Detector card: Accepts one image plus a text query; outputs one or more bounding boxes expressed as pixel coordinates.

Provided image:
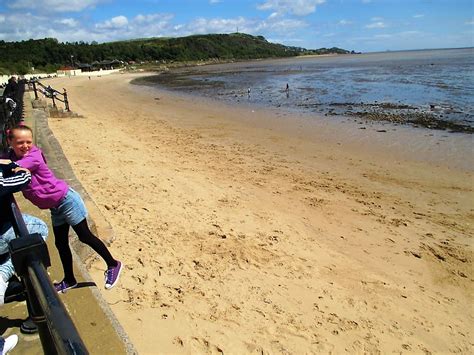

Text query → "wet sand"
[45,73,472,354]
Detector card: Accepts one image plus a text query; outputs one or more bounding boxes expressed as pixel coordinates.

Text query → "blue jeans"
[0,214,48,281]
[50,188,88,227]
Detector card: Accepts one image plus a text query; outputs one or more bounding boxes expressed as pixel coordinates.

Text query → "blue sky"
[0,0,472,52]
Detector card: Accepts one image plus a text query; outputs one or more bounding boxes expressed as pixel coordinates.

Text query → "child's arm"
[0,166,31,197]
[14,152,41,173]
[0,160,20,177]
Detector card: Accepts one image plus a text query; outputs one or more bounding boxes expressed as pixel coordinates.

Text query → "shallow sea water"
[137,48,474,131]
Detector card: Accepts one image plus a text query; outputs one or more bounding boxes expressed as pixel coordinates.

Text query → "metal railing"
[30,80,70,112]
[7,194,88,355]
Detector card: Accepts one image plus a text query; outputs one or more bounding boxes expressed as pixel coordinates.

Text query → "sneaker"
[2,334,18,354]
[104,261,122,290]
[20,318,37,334]
[54,280,78,293]
[4,276,26,304]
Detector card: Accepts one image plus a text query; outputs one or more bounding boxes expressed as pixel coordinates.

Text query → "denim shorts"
[50,188,88,227]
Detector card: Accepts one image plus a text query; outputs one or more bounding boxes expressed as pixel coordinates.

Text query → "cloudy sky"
[0,0,472,52]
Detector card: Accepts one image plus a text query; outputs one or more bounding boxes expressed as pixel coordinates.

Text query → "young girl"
[7,125,122,293]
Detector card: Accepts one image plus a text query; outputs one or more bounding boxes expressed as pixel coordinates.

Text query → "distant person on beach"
[285,83,290,98]
[247,87,251,98]
[6,125,122,293]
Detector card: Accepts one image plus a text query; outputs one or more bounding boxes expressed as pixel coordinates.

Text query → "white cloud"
[257,0,326,16]
[209,0,221,3]
[0,10,178,43]
[465,19,474,25]
[182,14,306,37]
[371,17,383,21]
[0,8,306,44]
[361,0,371,3]
[96,15,129,30]
[257,17,307,33]
[186,16,249,34]
[366,21,386,29]
[56,18,78,27]
[0,12,93,42]
[338,19,352,25]
[268,12,279,19]
[413,14,424,18]
[134,13,174,24]
[8,0,102,13]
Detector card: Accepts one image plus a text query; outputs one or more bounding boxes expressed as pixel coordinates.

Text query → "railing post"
[24,272,58,355]
[63,88,70,111]
[32,81,39,100]
[51,92,57,108]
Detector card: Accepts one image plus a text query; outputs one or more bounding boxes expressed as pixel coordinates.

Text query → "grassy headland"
[0,33,351,75]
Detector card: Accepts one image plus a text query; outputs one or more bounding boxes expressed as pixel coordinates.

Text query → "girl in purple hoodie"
[7,125,122,293]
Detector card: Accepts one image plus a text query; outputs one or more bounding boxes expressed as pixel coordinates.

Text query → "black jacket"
[0,162,31,227]
[2,79,18,99]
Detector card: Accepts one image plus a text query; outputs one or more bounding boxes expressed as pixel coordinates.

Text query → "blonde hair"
[8,124,33,140]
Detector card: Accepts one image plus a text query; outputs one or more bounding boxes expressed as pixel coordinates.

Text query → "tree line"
[0,33,350,75]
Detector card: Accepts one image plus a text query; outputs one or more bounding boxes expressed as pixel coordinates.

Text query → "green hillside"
[0,33,350,74]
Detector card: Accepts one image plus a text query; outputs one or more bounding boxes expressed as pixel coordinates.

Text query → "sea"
[135,47,474,133]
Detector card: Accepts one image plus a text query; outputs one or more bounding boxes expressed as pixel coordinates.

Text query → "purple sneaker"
[105,261,122,290]
[54,280,77,293]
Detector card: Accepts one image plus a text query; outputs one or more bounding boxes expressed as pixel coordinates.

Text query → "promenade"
[1,92,133,354]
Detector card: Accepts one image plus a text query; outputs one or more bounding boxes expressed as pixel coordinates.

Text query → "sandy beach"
[44,72,472,354]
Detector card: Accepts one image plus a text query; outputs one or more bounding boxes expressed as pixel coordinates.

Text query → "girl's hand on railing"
[0,159,12,165]
[12,167,30,174]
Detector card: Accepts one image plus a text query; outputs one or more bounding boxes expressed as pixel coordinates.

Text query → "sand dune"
[46,73,473,354]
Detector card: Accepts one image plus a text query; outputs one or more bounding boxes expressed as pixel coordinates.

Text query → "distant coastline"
[362,46,474,55]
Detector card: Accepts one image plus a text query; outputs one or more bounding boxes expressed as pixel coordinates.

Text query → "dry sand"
[44,73,472,354]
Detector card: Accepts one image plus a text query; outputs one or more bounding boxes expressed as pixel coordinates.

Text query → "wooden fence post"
[63,88,70,112]
[32,81,39,100]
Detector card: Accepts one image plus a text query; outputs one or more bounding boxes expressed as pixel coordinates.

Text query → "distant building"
[91,59,124,71]
[57,66,81,76]
[76,63,93,72]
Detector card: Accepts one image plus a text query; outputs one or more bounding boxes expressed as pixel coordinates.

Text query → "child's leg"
[53,223,76,284]
[72,219,117,268]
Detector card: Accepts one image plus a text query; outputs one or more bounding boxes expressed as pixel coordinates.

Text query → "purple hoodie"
[10,145,68,209]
